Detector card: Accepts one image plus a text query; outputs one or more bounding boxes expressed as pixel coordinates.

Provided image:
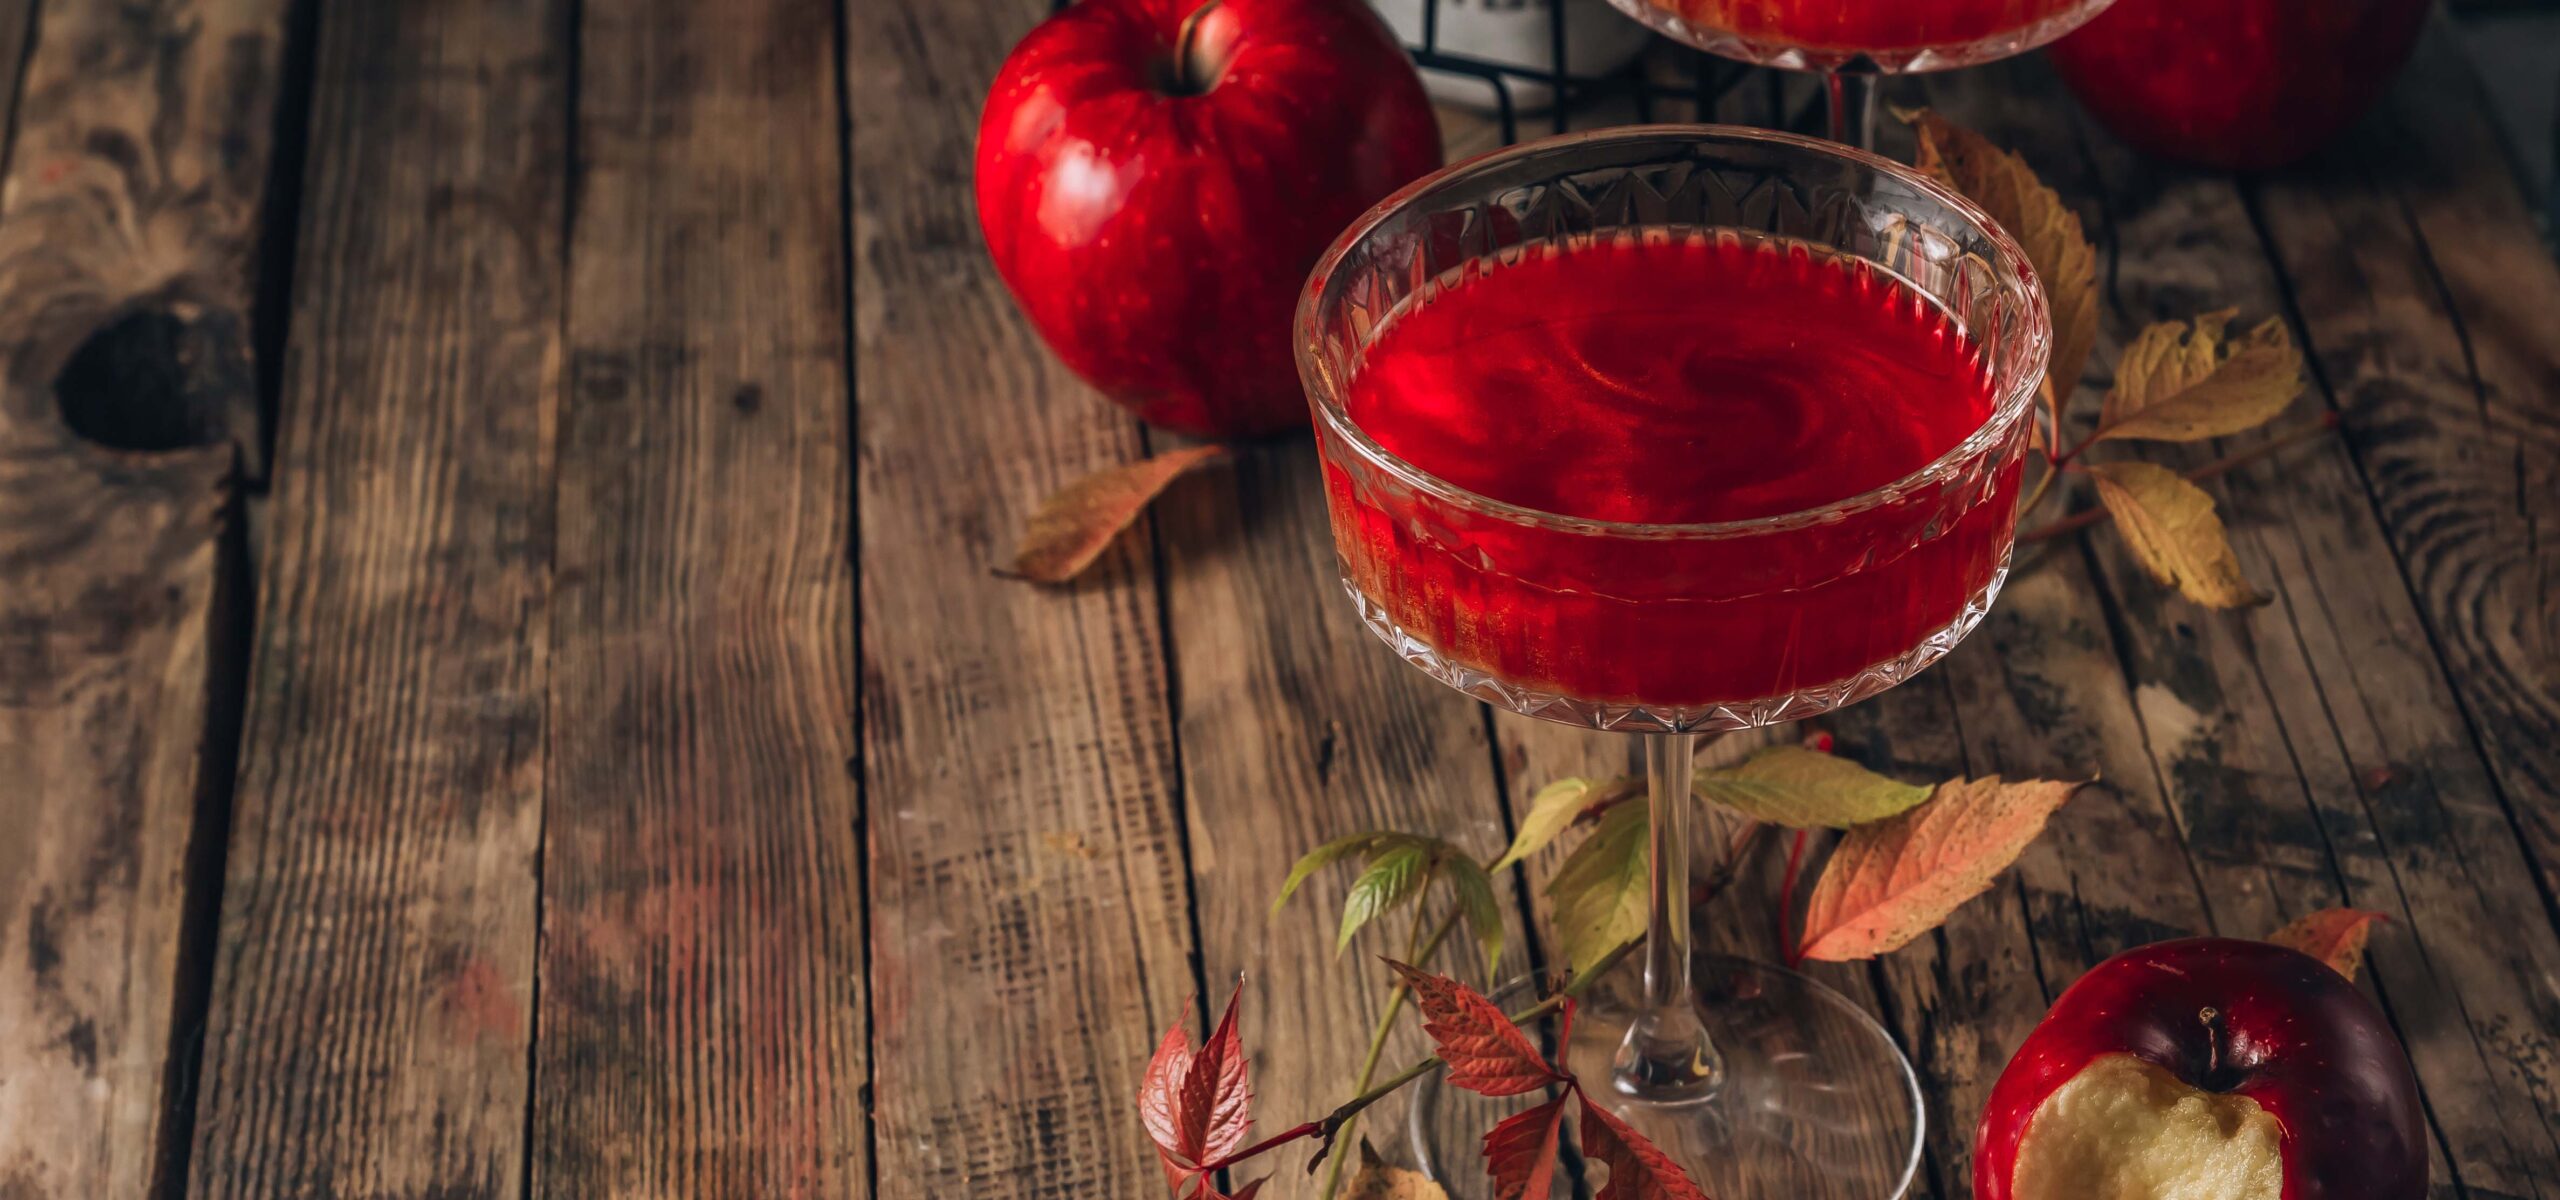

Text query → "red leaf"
[1483,1095,1570,1200]
[2268,907,2390,980]
[1182,985,1255,1165]
[1384,960,1563,1096]
[1580,1100,1714,1200]
[1218,1178,1268,1200]
[1139,985,1256,1188]
[1009,445,1228,582]
[1139,1009,1196,1157]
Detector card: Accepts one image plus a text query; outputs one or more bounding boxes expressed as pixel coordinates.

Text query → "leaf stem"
[1304,936,1645,1168]
[1778,829,1810,967]
[1319,903,1460,1199]
[2018,414,2339,545]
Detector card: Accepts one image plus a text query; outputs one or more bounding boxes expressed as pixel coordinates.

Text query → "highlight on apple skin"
[1976,937,2426,1200]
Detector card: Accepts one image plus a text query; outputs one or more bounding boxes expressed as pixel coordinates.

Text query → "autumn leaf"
[1272,831,1394,916]
[1139,985,1256,1194]
[1341,844,1434,954]
[1443,856,1508,975]
[2269,907,2390,981]
[1901,108,2099,405]
[1580,1098,1713,1200]
[1384,960,1563,1097]
[2087,460,2270,608]
[1693,745,1932,829]
[1495,776,1640,872]
[1797,777,2082,962]
[2098,311,2304,443]
[1547,800,1651,975]
[1484,1095,1571,1200]
[1009,444,1226,583]
[1344,1141,1451,1200]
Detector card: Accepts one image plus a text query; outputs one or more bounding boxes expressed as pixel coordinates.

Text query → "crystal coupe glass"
[1296,126,2047,1197]
[1604,0,2117,147]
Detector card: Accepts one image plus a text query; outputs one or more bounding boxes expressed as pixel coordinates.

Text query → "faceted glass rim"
[1294,123,2051,541]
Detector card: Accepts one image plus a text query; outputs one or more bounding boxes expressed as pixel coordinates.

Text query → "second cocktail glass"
[1298,126,2048,1196]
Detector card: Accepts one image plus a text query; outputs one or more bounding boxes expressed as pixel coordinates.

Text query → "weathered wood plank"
[2251,29,2560,931]
[849,0,1199,1196]
[0,1,291,1197]
[183,2,567,1196]
[1161,437,1523,1198]
[530,0,867,1195]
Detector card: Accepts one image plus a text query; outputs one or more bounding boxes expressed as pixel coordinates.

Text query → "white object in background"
[1371,0,1652,112]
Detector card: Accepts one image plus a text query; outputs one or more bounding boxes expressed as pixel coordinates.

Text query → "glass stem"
[1825,69,1880,150]
[1613,731,1723,1099]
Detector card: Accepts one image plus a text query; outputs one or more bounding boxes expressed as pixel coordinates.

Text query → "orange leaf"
[1344,1141,1451,1199]
[1580,1097,1713,1200]
[1384,960,1563,1097]
[1797,776,2082,962]
[2087,460,2269,608]
[1009,445,1226,582]
[2268,907,2389,981]
[1901,108,2099,405]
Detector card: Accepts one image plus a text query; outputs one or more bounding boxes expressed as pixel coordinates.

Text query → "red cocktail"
[1329,230,2019,714]
[1301,128,2047,1197]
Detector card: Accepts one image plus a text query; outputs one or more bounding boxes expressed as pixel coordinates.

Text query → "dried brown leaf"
[2087,460,2269,608]
[2099,312,2303,442]
[1902,108,2099,405]
[1343,1141,1451,1200]
[2268,907,2390,981]
[1010,445,1226,582]
[1798,776,2082,961]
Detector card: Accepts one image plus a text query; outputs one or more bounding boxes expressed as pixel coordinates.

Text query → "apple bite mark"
[2014,1052,2284,1200]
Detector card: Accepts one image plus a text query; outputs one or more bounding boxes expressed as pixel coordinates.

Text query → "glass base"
[1407,953,1923,1199]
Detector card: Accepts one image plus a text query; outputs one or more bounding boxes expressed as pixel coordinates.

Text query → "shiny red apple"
[2047,0,2431,171]
[1976,937,2425,1200]
[974,0,1441,437]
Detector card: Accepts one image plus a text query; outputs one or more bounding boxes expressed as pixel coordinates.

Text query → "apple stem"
[1173,0,1229,95]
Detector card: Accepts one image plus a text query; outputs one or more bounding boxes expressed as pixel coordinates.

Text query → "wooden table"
[1,0,2553,1197]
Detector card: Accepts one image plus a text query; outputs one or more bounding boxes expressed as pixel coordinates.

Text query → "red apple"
[974,0,1442,437]
[2047,0,2430,171]
[1976,937,2425,1200]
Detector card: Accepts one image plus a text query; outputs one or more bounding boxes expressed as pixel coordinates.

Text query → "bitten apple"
[974,0,1442,437]
[1976,937,2425,1200]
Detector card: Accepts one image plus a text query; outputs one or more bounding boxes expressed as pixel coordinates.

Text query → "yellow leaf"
[1545,801,1649,976]
[1901,108,2099,406]
[1694,745,1932,829]
[2099,312,2303,442]
[2086,460,2269,608]
[1494,776,1639,872]
[1344,1141,1451,1200]
[1008,445,1227,583]
[2267,907,2389,981]
[1798,776,2082,961]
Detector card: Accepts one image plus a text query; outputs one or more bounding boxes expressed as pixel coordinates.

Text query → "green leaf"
[1442,857,1506,975]
[1693,746,1933,829]
[1272,831,1388,917]
[1494,776,1639,872]
[1339,844,1433,955]
[1546,801,1650,976]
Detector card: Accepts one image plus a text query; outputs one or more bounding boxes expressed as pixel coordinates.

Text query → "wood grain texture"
[531,0,867,1196]
[183,2,567,1196]
[0,1,288,1197]
[2251,29,2560,941]
[849,0,1199,1196]
[1160,439,1522,1200]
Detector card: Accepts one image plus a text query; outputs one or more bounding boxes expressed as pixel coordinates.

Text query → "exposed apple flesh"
[1976,937,2425,1200]
[2014,1053,2283,1200]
